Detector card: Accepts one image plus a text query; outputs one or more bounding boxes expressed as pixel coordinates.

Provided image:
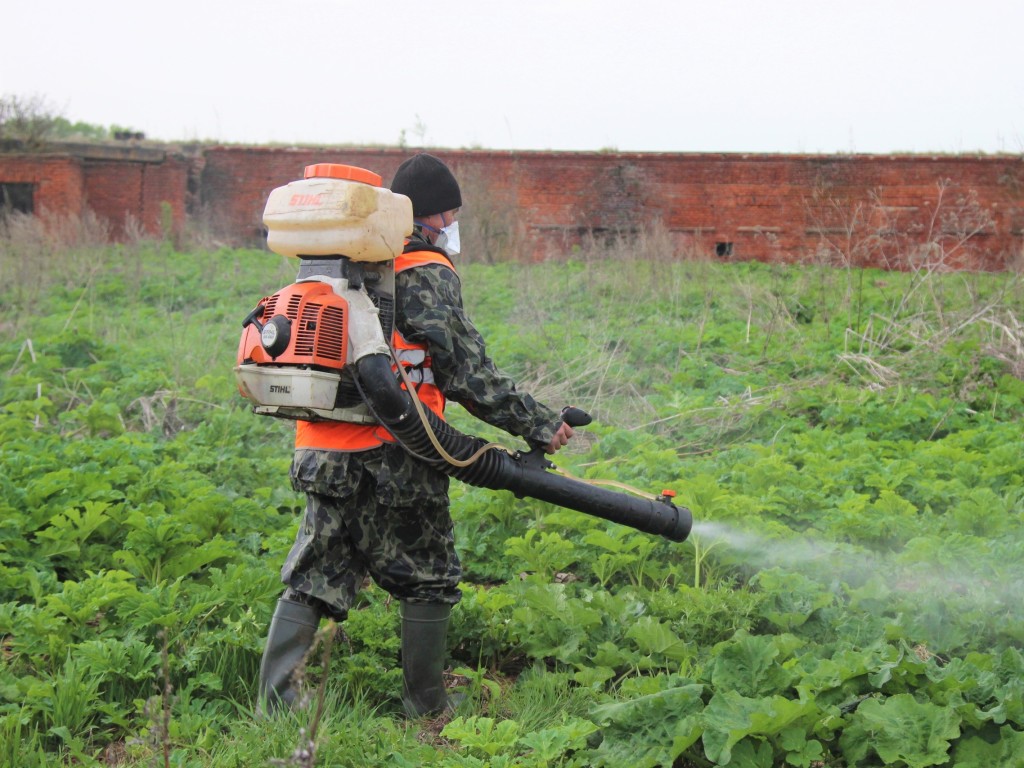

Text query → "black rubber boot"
[257,593,321,715]
[400,601,453,717]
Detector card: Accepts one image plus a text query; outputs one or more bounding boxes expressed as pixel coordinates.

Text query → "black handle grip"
[241,302,266,331]
[561,406,593,428]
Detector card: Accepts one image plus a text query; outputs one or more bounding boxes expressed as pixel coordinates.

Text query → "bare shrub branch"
[0,93,61,149]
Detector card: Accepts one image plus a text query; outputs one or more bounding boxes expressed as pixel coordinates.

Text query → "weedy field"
[1,213,1023,767]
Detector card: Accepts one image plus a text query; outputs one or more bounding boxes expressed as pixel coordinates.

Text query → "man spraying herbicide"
[239,153,690,718]
[256,154,575,717]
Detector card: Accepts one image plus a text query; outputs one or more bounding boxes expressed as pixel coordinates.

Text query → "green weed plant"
[1,220,1023,765]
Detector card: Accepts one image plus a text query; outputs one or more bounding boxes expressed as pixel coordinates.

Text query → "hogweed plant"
[3,232,1024,765]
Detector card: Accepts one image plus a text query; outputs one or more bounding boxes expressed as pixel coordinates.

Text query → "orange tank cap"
[661,489,677,498]
[303,163,382,187]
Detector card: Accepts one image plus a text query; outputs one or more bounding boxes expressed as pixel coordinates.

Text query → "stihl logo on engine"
[270,385,292,394]
[289,193,324,206]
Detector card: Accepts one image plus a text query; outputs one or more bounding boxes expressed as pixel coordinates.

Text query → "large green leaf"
[590,683,704,768]
[709,630,797,697]
[750,569,835,631]
[701,690,819,765]
[952,726,1024,767]
[839,693,961,767]
[441,716,521,758]
[625,615,692,664]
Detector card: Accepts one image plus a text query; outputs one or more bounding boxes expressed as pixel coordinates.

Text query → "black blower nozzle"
[356,355,692,542]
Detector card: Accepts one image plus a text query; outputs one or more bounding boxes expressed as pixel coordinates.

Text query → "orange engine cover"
[237,281,350,370]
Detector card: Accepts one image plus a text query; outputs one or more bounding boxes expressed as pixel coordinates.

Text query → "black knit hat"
[390,153,462,217]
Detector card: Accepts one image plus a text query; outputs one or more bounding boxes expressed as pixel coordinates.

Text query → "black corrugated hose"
[355,355,692,542]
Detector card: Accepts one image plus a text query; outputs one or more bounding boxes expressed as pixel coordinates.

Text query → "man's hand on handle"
[545,422,575,454]
[544,406,592,454]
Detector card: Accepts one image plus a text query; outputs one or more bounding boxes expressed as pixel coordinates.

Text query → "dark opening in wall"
[715,241,733,258]
[1,182,35,215]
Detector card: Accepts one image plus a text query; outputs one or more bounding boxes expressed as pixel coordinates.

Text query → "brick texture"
[0,155,85,216]
[83,156,189,238]
[199,148,1024,270]
[4,146,1023,270]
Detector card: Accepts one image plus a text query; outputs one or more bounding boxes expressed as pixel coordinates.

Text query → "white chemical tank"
[263,163,413,262]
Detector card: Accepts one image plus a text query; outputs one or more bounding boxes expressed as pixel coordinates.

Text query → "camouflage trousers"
[280,446,462,620]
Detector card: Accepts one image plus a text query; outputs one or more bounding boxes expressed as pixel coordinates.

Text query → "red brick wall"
[83,156,189,238]
[200,147,1024,270]
[6,146,1024,270]
[0,155,85,216]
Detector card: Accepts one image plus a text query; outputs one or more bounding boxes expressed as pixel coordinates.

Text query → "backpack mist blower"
[235,164,691,543]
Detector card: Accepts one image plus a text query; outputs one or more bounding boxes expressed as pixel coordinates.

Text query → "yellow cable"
[549,464,660,500]
[392,347,515,468]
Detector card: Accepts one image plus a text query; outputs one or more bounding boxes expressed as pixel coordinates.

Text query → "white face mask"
[435,220,460,257]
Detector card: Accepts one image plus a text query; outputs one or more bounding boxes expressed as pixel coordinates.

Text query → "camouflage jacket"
[396,233,560,446]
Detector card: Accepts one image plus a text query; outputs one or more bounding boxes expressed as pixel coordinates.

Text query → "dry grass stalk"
[984,311,1024,379]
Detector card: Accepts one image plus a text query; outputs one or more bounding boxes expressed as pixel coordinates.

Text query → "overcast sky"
[4,0,1023,155]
